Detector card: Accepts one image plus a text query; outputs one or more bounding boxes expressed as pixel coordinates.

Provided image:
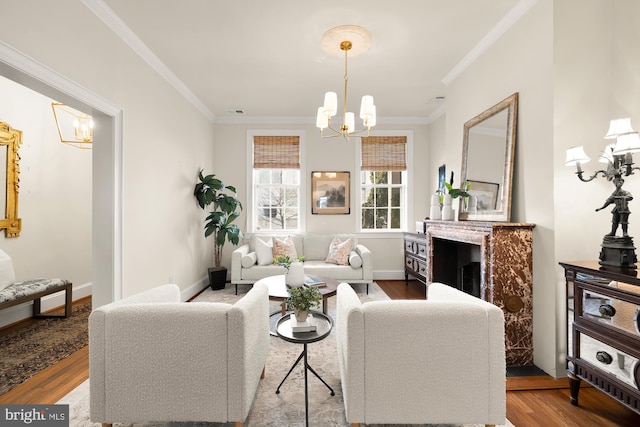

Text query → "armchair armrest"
[355,244,372,281]
[231,244,251,283]
[227,282,270,420]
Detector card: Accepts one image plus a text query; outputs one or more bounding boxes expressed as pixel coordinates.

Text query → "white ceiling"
[93,0,533,124]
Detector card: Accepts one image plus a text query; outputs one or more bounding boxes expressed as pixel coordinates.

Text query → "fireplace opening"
[432,238,481,298]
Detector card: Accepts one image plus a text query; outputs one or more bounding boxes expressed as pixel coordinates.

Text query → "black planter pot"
[208,267,227,290]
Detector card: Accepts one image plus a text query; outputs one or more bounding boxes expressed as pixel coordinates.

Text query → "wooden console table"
[405,220,535,366]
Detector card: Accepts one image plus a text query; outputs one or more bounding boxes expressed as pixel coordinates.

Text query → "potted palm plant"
[194,170,243,290]
[285,286,322,322]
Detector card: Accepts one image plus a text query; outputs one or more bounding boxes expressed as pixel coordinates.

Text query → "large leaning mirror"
[458,93,518,222]
[0,122,22,237]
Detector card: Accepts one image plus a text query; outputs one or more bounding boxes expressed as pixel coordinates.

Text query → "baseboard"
[373,270,406,280]
[0,281,92,329]
[180,275,209,302]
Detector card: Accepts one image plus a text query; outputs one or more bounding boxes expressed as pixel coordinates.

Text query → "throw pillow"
[272,236,298,262]
[348,251,363,268]
[325,237,352,265]
[241,252,257,268]
[254,237,274,266]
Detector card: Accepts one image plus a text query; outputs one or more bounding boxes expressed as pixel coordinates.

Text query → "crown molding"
[212,115,433,126]
[442,0,538,86]
[82,0,215,122]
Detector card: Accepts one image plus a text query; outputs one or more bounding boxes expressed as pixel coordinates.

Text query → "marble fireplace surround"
[424,220,535,366]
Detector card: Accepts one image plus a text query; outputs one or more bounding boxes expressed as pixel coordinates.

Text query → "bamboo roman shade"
[253,136,300,169]
[361,136,407,170]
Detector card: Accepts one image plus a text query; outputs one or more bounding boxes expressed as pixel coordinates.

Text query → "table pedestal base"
[275,343,335,426]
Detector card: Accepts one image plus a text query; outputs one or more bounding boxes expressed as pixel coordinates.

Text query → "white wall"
[443,0,557,375]
[554,0,640,376]
[212,122,429,277]
[0,75,92,326]
[0,0,215,302]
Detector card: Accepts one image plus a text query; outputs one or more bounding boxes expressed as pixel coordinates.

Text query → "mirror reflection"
[459,93,518,222]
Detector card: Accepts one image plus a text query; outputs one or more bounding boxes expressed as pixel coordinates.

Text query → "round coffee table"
[275,310,335,426]
[257,274,339,316]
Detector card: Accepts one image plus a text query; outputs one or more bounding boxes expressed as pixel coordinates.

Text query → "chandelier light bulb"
[345,112,355,133]
[316,107,329,129]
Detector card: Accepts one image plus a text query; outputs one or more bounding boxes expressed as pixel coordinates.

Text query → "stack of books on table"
[304,275,326,288]
[290,313,317,333]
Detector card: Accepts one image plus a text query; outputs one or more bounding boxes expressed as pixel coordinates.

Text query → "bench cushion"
[0,278,71,303]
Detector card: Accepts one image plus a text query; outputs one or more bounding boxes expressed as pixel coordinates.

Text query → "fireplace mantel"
[423,220,535,366]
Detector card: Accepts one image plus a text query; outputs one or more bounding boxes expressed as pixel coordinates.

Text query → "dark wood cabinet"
[403,232,427,285]
[561,261,640,416]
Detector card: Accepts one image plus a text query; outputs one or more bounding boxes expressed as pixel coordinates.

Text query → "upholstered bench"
[0,278,73,318]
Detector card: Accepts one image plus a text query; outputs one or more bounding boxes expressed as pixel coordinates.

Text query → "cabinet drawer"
[580,288,640,337]
[579,332,640,390]
[405,255,426,278]
[405,239,426,258]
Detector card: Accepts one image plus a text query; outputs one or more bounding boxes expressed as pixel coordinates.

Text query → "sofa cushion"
[254,236,273,266]
[303,261,363,281]
[348,251,363,268]
[241,252,257,268]
[325,237,352,265]
[272,236,298,260]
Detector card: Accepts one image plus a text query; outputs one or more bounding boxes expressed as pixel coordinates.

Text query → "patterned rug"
[0,300,91,394]
[57,283,514,427]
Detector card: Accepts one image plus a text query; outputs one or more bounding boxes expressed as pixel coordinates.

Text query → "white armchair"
[336,282,506,427]
[89,282,269,427]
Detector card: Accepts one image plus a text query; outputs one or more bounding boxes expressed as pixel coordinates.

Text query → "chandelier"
[315,25,376,140]
[51,103,94,149]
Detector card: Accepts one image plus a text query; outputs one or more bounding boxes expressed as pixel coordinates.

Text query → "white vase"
[429,194,441,220]
[441,194,454,220]
[285,261,305,287]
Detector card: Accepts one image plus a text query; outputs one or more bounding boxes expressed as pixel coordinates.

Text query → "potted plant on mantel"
[194,170,243,290]
[285,286,322,322]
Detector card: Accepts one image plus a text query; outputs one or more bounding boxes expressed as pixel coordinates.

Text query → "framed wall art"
[311,171,350,215]
[466,179,500,211]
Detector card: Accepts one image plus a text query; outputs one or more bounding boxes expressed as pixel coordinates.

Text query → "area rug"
[0,300,91,395]
[57,283,514,427]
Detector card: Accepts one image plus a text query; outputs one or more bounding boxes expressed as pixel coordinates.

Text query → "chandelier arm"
[576,169,609,182]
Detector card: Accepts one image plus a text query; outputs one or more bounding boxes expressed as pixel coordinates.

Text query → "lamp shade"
[359,95,374,119]
[565,146,591,166]
[612,132,640,155]
[598,144,616,163]
[605,118,634,139]
[323,92,338,117]
[316,107,329,129]
[345,112,355,133]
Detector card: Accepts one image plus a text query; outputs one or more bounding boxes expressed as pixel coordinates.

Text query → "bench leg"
[33,284,73,318]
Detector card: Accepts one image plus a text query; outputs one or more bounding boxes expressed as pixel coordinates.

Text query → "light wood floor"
[1,281,640,426]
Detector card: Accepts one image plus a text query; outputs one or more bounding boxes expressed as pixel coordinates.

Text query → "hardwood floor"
[1,280,640,426]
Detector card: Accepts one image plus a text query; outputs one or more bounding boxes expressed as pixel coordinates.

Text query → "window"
[250,134,302,232]
[360,135,408,231]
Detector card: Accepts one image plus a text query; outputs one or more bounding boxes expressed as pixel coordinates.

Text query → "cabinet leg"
[568,372,581,406]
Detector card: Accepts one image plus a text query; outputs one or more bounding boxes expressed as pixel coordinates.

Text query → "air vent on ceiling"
[225,108,246,115]
[427,96,445,105]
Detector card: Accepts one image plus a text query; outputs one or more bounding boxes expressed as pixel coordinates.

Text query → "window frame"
[356,130,413,234]
[246,130,306,234]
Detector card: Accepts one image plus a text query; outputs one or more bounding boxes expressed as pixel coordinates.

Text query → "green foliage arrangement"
[444,171,470,199]
[285,286,322,312]
[194,170,243,268]
[274,254,305,271]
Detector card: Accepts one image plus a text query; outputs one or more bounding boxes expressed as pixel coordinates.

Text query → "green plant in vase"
[285,286,322,322]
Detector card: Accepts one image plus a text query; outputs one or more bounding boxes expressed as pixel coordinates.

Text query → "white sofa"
[336,282,506,427]
[231,234,373,293]
[89,282,269,427]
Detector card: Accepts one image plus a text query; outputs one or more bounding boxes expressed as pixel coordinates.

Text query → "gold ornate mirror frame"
[0,122,22,237]
[458,93,518,222]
